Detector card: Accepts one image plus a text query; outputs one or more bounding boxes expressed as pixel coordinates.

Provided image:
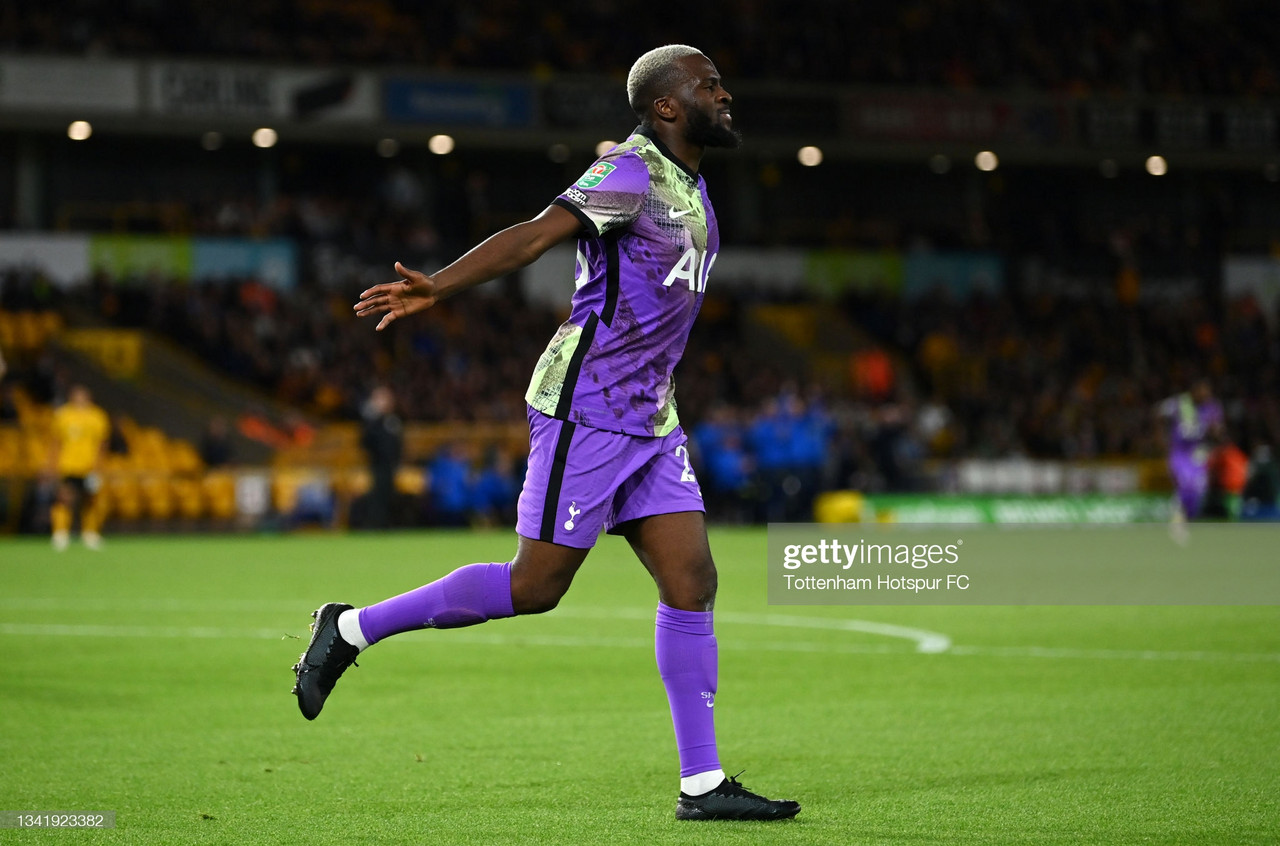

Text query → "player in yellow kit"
[48,385,110,550]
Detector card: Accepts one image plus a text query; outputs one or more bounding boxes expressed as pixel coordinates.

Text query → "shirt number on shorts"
[674,445,698,483]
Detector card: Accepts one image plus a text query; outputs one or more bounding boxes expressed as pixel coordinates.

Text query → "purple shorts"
[516,406,705,548]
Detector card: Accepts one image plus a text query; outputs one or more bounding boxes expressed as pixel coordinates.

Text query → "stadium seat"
[171,477,205,520]
[0,427,20,476]
[395,466,426,495]
[140,474,176,520]
[202,472,237,521]
[104,475,143,523]
[167,440,203,475]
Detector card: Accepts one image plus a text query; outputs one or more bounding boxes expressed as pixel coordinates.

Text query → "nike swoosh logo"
[668,207,694,219]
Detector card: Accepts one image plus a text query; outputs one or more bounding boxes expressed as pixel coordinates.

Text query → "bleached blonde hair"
[626,44,705,121]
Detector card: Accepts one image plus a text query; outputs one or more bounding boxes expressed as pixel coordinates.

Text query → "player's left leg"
[619,510,721,780]
[619,510,799,820]
[50,479,75,551]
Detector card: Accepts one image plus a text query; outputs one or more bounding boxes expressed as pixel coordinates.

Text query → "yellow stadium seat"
[105,475,143,522]
[22,434,49,475]
[103,453,135,473]
[0,427,19,475]
[344,468,371,497]
[141,474,174,520]
[172,477,205,520]
[273,470,303,514]
[167,440,203,475]
[203,472,237,521]
[395,465,426,495]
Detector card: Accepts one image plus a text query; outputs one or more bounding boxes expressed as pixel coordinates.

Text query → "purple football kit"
[352,127,724,785]
[295,49,800,819]
[516,126,716,548]
[1159,392,1224,517]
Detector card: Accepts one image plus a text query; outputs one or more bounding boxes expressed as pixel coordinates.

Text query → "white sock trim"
[337,608,369,652]
[681,769,726,796]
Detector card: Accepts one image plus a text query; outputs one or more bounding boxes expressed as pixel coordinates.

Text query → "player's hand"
[354,262,439,331]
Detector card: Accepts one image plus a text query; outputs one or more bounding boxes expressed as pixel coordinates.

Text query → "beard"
[684,103,741,149]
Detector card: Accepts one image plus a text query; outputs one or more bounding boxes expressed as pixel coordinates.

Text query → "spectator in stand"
[199,416,235,468]
[849,341,894,403]
[471,447,521,527]
[106,413,131,458]
[747,395,800,522]
[7,1,1280,98]
[1206,440,1249,520]
[788,395,834,520]
[1242,446,1279,520]
[427,443,472,527]
[359,386,403,529]
[692,405,753,523]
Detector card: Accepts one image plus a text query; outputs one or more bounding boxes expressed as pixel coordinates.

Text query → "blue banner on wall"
[903,251,1004,299]
[193,238,297,289]
[384,78,535,128]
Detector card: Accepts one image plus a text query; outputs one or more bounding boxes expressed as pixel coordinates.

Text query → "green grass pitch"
[2,527,1278,845]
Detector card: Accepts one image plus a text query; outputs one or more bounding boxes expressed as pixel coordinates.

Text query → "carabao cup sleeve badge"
[576,162,616,189]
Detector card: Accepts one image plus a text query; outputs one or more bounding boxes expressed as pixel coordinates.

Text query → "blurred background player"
[1157,379,1225,524]
[47,384,110,550]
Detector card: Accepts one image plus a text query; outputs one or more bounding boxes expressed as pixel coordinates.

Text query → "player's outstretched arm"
[354,204,582,331]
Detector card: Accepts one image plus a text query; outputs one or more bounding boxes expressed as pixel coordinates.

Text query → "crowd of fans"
[8,262,1280,514]
[4,0,1279,97]
[841,286,1280,463]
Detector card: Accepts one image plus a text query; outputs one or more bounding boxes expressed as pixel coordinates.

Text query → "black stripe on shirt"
[601,234,621,327]
[553,310,598,420]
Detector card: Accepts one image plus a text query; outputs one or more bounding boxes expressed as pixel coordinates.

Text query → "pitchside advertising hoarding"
[767,523,1280,605]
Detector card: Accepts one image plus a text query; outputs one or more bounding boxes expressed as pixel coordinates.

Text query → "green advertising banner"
[803,250,904,298]
[857,494,1173,524]
[88,235,194,281]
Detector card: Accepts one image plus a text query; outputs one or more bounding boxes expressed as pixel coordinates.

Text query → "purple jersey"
[1159,393,1224,464]
[525,127,719,437]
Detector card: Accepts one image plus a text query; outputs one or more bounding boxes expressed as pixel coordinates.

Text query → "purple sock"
[357,562,514,645]
[655,602,721,778]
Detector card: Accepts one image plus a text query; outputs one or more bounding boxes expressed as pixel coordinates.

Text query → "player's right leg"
[292,537,586,720]
[291,406,614,720]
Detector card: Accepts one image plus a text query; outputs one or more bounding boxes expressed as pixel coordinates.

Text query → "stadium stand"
[5,1,1279,96]
[2,2,1279,527]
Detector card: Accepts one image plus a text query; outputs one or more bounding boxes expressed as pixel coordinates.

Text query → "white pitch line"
[547,606,952,653]
[1,622,1278,664]
[0,599,951,653]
